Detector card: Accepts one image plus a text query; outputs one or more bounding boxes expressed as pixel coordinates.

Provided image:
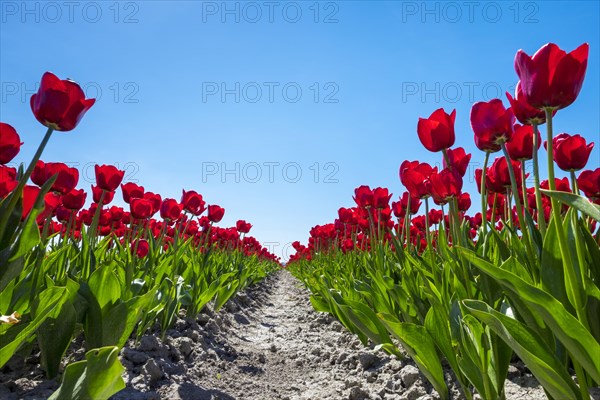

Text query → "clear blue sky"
[1,1,599,260]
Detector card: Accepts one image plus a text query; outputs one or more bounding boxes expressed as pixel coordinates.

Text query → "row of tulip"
[289,43,599,400]
[0,73,280,399]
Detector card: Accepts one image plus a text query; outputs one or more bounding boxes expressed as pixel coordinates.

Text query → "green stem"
[570,170,580,195]
[531,122,547,236]
[480,152,490,236]
[0,127,54,244]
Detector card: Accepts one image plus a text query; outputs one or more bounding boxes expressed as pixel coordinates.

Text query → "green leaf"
[541,189,600,221]
[463,300,581,400]
[49,346,125,400]
[379,313,448,400]
[457,247,600,383]
[37,301,77,378]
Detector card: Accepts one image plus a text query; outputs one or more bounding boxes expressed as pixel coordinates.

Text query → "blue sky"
[1,1,599,260]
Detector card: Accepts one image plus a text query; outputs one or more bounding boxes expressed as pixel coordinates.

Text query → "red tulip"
[429,168,462,205]
[143,192,162,214]
[578,169,600,202]
[43,162,79,194]
[95,164,125,192]
[207,205,225,223]
[545,133,594,171]
[471,99,515,152]
[0,165,18,197]
[515,43,589,110]
[505,82,548,125]
[487,157,522,190]
[373,187,392,209]
[91,185,114,204]
[443,147,472,177]
[160,198,182,221]
[0,123,23,165]
[62,189,87,210]
[400,162,436,199]
[121,182,145,203]
[391,192,421,218]
[236,220,252,233]
[417,108,456,152]
[353,185,374,208]
[457,192,472,212]
[22,185,41,220]
[131,239,149,258]
[181,190,206,216]
[130,198,154,219]
[506,124,541,161]
[30,72,96,131]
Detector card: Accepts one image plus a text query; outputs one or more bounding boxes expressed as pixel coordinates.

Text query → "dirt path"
[3,271,572,400]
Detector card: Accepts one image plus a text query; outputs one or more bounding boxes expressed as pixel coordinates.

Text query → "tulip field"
[1,42,600,399]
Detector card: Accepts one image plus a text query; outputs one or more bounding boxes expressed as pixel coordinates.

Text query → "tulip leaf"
[541,189,600,221]
[463,299,581,400]
[49,346,125,400]
[378,313,448,400]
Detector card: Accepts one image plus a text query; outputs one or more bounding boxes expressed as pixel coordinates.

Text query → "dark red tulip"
[0,123,23,165]
[43,162,79,194]
[429,168,462,205]
[578,169,600,201]
[236,220,252,233]
[505,82,548,125]
[544,133,594,172]
[417,108,456,152]
[160,198,182,221]
[353,185,374,208]
[208,205,225,223]
[131,239,149,258]
[373,187,392,209]
[391,192,422,218]
[30,72,96,131]
[338,207,357,224]
[400,162,437,199]
[91,185,114,204]
[95,164,125,192]
[181,189,206,216]
[143,192,162,214]
[471,99,515,152]
[506,124,541,161]
[0,165,18,197]
[487,157,522,190]
[457,192,472,212]
[62,189,87,210]
[130,198,154,219]
[443,147,472,177]
[22,185,41,220]
[121,182,145,203]
[515,43,589,110]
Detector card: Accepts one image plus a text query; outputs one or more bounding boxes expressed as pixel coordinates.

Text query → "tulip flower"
[471,99,515,152]
[0,165,17,198]
[30,72,96,132]
[506,124,541,161]
[181,190,206,216]
[544,133,594,172]
[417,108,456,152]
[208,205,225,223]
[428,168,463,205]
[373,187,392,209]
[236,220,252,233]
[578,168,600,203]
[505,83,548,125]
[43,162,79,194]
[92,185,114,204]
[22,185,41,220]
[443,147,472,177]
[121,182,145,203]
[0,123,23,165]
[400,162,437,199]
[62,189,87,210]
[95,164,125,192]
[143,192,162,214]
[353,185,374,208]
[131,239,149,258]
[130,198,154,220]
[160,198,182,221]
[515,43,589,110]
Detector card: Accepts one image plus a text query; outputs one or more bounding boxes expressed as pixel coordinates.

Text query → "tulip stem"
[531,123,546,236]
[480,152,490,237]
[0,127,54,245]
[501,142,534,264]
[570,170,580,195]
